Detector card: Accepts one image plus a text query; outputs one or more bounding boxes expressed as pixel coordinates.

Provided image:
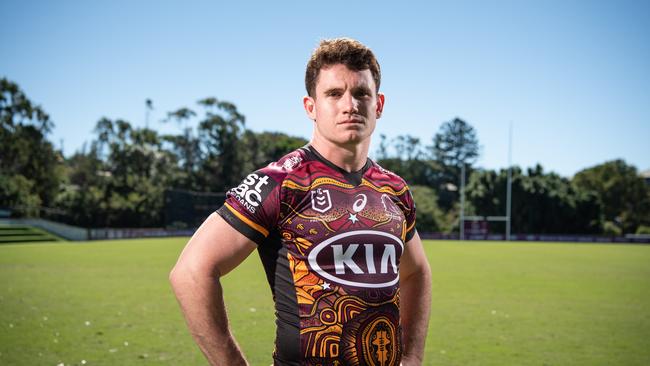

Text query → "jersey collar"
[304,144,372,186]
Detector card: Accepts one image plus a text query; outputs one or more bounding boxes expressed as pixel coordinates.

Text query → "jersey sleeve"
[216,168,281,245]
[403,187,417,242]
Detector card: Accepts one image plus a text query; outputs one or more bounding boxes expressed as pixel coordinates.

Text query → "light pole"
[460,163,466,241]
[506,122,513,241]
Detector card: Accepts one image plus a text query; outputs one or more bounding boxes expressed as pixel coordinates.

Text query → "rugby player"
[170,37,432,366]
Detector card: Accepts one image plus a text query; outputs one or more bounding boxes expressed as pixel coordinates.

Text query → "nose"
[340,91,359,114]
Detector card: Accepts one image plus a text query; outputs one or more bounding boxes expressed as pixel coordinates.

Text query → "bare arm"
[169,212,257,366]
[399,231,432,366]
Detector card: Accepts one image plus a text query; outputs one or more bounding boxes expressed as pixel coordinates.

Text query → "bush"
[636,225,650,235]
[410,185,445,233]
[0,174,41,217]
[602,221,622,236]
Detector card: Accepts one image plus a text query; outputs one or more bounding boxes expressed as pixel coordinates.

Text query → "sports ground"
[1,238,649,365]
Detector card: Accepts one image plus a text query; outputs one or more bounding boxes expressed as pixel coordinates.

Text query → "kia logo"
[307,230,404,288]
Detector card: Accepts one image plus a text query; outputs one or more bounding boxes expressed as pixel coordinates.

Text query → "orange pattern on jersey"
[288,251,326,305]
[283,177,409,196]
[282,177,355,191]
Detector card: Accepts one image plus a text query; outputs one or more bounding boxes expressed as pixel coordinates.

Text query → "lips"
[338,118,364,125]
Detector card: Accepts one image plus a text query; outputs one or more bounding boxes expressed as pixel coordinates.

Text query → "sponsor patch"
[307,230,403,288]
[282,155,303,170]
[230,172,277,214]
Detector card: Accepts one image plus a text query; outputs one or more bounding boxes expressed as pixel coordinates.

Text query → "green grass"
[0,239,649,365]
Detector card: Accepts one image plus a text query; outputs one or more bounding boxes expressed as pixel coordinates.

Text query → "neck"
[310,135,370,173]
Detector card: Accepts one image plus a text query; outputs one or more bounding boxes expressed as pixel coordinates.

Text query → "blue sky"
[1,0,648,177]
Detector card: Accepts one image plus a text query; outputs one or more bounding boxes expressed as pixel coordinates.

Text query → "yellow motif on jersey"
[282,177,409,196]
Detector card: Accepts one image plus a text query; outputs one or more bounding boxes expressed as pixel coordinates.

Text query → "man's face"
[303,64,384,147]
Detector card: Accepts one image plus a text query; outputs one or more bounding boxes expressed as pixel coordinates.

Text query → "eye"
[354,89,372,98]
[327,90,342,97]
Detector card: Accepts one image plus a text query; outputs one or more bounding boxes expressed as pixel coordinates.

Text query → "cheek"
[315,102,334,119]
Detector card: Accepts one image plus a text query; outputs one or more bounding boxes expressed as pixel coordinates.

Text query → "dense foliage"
[1,78,307,227]
[1,78,648,233]
[573,160,650,235]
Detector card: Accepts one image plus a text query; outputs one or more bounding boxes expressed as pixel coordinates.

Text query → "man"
[170,38,432,366]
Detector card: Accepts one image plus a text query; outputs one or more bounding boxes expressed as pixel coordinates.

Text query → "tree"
[56,118,178,227]
[573,159,650,234]
[375,134,441,188]
[54,143,105,226]
[410,185,445,232]
[163,107,201,190]
[431,117,479,170]
[375,135,452,231]
[430,117,480,210]
[195,98,247,192]
[0,174,41,216]
[0,77,63,212]
[466,165,602,234]
[240,131,308,172]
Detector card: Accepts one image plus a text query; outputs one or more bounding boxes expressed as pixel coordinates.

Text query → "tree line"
[2,77,649,235]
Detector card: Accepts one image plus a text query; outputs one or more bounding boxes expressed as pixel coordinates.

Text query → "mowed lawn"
[1,238,649,366]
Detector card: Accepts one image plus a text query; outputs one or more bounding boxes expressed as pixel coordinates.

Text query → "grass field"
[1,238,649,365]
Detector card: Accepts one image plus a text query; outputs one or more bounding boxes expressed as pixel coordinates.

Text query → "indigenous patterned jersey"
[216,145,416,366]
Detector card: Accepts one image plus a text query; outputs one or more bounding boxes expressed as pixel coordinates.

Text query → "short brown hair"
[305,38,381,97]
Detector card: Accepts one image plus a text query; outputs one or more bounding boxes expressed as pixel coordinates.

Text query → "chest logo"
[352,193,368,212]
[311,188,332,213]
[381,194,402,219]
[307,230,404,288]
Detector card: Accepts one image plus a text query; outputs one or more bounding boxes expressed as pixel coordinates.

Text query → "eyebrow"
[322,85,372,95]
[323,87,344,95]
[353,85,372,94]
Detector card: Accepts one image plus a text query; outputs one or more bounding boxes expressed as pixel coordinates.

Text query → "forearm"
[170,270,248,366]
[400,266,432,365]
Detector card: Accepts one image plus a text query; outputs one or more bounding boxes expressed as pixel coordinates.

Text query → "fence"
[2,217,649,244]
[0,218,193,241]
[420,232,650,244]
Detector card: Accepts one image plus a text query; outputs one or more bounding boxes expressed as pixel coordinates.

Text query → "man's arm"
[169,212,257,366]
[399,231,432,366]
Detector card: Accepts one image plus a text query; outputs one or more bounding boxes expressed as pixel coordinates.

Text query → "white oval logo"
[307,230,404,288]
[352,194,367,213]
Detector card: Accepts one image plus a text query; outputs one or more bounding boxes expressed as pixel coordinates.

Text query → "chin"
[339,132,368,145]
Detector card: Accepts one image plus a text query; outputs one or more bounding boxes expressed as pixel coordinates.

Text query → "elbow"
[169,264,199,303]
[169,262,220,295]
[401,263,432,287]
[169,264,187,294]
[420,263,432,288]
[422,262,432,281]
[169,266,179,291]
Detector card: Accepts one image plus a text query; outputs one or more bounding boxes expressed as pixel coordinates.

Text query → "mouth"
[338,118,365,125]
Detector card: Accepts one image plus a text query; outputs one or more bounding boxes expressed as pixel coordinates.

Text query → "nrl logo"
[311,188,332,213]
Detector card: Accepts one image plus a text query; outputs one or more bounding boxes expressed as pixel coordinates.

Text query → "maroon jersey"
[217,145,416,366]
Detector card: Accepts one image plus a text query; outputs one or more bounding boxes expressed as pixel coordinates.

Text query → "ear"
[303,95,316,120]
[376,92,385,119]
